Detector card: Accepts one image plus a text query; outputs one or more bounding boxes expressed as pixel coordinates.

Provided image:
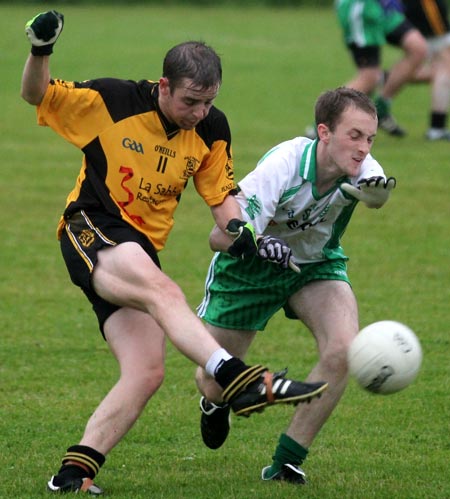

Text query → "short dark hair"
[314,87,377,132]
[162,41,222,92]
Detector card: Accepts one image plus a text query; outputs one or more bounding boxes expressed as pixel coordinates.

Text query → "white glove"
[25,10,64,56]
[341,176,396,208]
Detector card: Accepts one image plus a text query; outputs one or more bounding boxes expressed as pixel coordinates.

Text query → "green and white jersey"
[236,137,385,264]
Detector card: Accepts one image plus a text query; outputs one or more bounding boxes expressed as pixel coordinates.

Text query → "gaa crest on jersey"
[78,229,96,248]
[122,137,144,154]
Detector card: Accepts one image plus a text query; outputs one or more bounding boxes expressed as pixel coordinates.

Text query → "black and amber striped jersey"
[403,0,450,37]
[36,78,236,251]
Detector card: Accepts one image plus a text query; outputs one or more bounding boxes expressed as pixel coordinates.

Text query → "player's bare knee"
[130,365,165,400]
[321,339,351,376]
[403,30,428,63]
[155,277,186,305]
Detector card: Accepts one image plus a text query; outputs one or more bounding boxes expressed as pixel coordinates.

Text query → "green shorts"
[197,253,350,331]
[336,0,405,46]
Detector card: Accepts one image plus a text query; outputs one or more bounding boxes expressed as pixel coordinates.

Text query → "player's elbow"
[20,87,43,106]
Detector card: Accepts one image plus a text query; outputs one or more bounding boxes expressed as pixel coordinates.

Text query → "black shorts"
[60,210,160,337]
[348,44,381,68]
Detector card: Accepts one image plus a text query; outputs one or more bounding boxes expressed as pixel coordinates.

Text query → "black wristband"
[31,44,54,56]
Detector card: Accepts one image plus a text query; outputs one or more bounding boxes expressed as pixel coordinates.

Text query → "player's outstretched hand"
[226,219,258,258]
[257,235,300,272]
[341,176,396,208]
[25,10,64,56]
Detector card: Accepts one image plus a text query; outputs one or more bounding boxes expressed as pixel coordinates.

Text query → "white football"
[348,320,422,394]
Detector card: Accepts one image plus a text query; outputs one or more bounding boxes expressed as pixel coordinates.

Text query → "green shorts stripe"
[198,253,350,331]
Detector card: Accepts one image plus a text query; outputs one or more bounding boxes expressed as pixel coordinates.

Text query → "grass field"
[1,3,449,498]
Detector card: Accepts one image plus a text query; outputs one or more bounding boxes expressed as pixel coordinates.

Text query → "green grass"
[1,3,449,498]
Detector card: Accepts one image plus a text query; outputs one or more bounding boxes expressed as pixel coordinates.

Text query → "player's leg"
[196,325,256,449]
[345,65,381,93]
[382,28,427,100]
[285,280,358,446]
[427,44,450,139]
[376,22,427,135]
[196,325,256,403]
[81,307,166,454]
[262,279,358,484]
[48,307,166,494]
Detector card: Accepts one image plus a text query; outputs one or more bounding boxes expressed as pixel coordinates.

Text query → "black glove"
[225,219,257,258]
[25,10,64,56]
[257,235,300,272]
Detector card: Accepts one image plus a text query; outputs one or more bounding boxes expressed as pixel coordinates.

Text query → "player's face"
[158,77,219,130]
[325,107,377,177]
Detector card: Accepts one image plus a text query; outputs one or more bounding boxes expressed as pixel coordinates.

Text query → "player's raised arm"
[21,11,64,105]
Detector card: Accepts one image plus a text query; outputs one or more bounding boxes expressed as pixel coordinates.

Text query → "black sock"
[431,112,447,129]
[214,357,249,390]
[57,445,105,480]
[53,464,87,487]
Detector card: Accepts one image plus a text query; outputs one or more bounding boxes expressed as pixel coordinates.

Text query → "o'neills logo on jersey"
[122,137,144,154]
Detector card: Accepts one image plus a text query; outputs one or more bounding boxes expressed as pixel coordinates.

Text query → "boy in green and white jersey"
[196,87,396,485]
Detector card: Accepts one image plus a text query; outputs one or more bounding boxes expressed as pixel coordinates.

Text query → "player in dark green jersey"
[336,0,427,136]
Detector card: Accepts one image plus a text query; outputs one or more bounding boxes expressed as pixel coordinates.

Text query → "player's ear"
[316,123,330,142]
[159,77,170,96]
